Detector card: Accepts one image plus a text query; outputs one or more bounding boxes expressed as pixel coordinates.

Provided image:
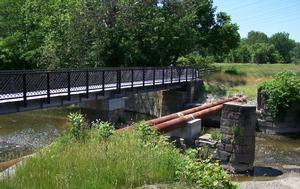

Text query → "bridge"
[0,67,215,114]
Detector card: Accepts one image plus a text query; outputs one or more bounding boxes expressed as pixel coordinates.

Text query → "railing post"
[192,68,195,80]
[117,70,121,93]
[142,68,145,89]
[153,67,156,88]
[178,67,181,83]
[86,71,89,98]
[170,67,173,84]
[67,72,71,101]
[102,70,105,95]
[185,68,188,82]
[162,68,165,85]
[22,73,27,107]
[131,69,134,90]
[47,72,50,104]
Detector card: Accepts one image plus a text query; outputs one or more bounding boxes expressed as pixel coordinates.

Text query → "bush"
[176,149,237,189]
[259,71,300,119]
[223,66,245,76]
[210,131,221,141]
[67,112,88,141]
[176,54,214,69]
[92,120,114,140]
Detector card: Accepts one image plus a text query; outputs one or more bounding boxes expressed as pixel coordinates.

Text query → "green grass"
[0,130,181,189]
[204,63,300,100]
[0,122,236,189]
[215,63,300,77]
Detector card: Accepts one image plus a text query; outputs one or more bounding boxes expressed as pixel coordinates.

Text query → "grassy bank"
[204,63,300,100]
[0,118,236,189]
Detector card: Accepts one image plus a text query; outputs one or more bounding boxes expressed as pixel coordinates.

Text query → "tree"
[270,32,296,63]
[227,42,251,63]
[0,0,241,69]
[205,12,240,61]
[252,43,281,64]
[246,31,268,45]
[291,42,300,63]
[193,1,240,60]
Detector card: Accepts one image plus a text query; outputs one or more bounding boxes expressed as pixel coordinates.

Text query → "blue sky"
[213,0,300,42]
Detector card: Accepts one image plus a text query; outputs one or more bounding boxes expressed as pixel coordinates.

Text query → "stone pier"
[216,102,256,173]
[80,97,125,122]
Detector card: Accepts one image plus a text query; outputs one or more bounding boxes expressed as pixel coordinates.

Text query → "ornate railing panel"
[0,67,216,105]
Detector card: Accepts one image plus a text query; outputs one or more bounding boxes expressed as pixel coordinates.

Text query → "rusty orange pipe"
[0,158,21,171]
[147,97,238,126]
[152,97,245,133]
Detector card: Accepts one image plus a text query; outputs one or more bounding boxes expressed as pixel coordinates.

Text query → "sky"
[213,0,300,42]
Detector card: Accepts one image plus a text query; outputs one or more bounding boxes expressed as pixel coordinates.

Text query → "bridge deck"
[0,76,193,103]
[0,67,216,110]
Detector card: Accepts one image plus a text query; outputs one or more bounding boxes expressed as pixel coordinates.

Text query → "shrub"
[259,71,300,119]
[67,112,88,141]
[223,66,245,75]
[176,54,214,69]
[176,149,237,189]
[92,120,114,140]
[210,130,221,141]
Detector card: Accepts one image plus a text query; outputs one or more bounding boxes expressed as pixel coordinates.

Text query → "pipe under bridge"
[0,67,216,114]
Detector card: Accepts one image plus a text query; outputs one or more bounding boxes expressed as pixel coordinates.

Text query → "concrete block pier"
[216,102,256,173]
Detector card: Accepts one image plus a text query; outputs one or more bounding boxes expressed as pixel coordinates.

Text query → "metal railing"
[0,67,215,105]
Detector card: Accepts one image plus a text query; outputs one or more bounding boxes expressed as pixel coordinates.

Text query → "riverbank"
[0,120,236,189]
[204,63,300,100]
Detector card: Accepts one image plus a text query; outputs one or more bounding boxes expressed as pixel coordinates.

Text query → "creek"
[0,106,299,182]
[0,106,152,162]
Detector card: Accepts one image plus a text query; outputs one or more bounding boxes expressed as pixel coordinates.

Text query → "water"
[0,106,154,162]
[233,133,300,182]
[0,107,76,162]
[1,107,300,183]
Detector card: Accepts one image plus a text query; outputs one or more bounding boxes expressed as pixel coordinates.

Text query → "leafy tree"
[246,31,269,44]
[0,0,240,69]
[291,42,300,63]
[227,42,251,63]
[251,43,281,64]
[270,32,296,63]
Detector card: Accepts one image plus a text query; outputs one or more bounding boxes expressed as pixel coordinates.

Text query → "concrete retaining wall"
[257,89,300,134]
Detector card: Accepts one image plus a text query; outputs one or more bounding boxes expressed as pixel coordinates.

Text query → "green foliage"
[291,42,300,63]
[1,0,240,69]
[259,71,300,119]
[270,32,296,63]
[223,66,244,75]
[176,149,237,189]
[231,125,243,145]
[245,31,269,45]
[0,118,236,189]
[210,130,221,141]
[0,125,181,189]
[67,112,88,141]
[227,31,298,64]
[92,120,114,140]
[252,43,282,64]
[176,54,214,69]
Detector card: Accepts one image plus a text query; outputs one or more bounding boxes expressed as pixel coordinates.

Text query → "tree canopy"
[0,0,240,70]
[227,31,298,64]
